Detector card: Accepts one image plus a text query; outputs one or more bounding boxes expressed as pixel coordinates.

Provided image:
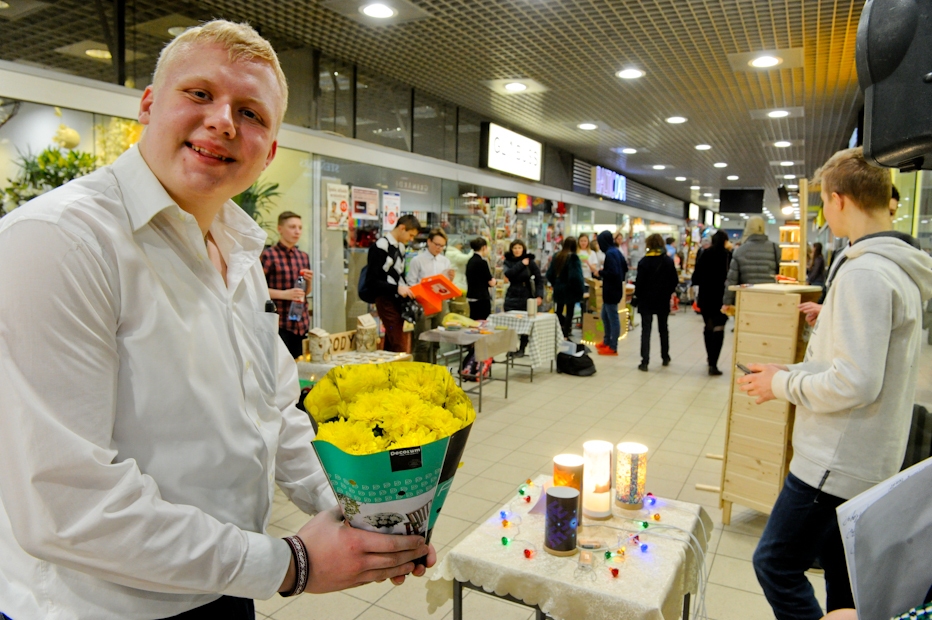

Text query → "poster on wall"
[516,193,532,214]
[382,191,401,230]
[326,183,350,230]
[352,187,379,220]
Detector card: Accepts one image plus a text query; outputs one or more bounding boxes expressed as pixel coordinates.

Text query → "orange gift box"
[410,274,462,315]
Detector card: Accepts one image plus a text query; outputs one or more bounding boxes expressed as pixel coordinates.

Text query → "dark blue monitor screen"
[718,189,764,214]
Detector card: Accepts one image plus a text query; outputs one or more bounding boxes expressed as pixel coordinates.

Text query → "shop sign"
[481,123,542,181]
[329,330,356,354]
[327,183,350,230]
[382,191,401,230]
[590,166,627,202]
[688,203,700,221]
[351,186,379,220]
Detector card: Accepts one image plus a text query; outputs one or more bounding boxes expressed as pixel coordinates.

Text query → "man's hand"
[720,305,735,316]
[488,278,497,287]
[736,363,788,404]
[799,301,822,327]
[280,508,435,594]
[398,283,414,298]
[444,269,456,281]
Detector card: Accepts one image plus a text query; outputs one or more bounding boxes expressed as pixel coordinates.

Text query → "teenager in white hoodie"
[738,147,932,620]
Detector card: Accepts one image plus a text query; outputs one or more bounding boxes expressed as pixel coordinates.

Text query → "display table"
[719,283,822,524]
[419,327,519,412]
[488,312,562,374]
[427,474,713,620]
[296,351,413,385]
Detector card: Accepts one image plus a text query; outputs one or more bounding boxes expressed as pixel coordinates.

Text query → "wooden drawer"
[737,311,799,339]
[730,392,790,423]
[730,413,787,445]
[725,452,783,486]
[727,433,785,464]
[737,291,800,315]
[736,333,795,362]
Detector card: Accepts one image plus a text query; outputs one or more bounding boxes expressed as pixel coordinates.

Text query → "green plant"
[233,181,281,233]
[2,147,97,215]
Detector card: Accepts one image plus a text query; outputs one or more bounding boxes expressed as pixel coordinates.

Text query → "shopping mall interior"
[1,1,931,619]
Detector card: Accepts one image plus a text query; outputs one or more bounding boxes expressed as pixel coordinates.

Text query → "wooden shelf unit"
[719,283,822,524]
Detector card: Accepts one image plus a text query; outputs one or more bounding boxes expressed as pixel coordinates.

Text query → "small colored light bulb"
[524,496,532,503]
[518,486,527,496]
[502,519,510,528]
[526,478,533,485]
[604,551,612,560]
[501,537,509,546]
[500,510,507,519]
[640,543,648,552]
[610,568,619,578]
[653,513,661,521]
[617,548,625,556]
[646,492,656,506]
[524,549,534,559]
[640,521,649,529]
[630,535,640,545]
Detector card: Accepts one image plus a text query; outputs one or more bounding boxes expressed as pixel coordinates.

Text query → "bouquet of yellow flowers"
[305,362,475,551]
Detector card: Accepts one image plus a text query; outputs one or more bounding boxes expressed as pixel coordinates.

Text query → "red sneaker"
[595,342,609,350]
[597,348,618,356]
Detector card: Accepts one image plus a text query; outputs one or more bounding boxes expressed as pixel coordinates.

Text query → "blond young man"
[738,148,932,620]
[0,21,432,620]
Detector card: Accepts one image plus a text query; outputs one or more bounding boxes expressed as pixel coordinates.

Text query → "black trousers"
[164,596,254,619]
[640,312,670,364]
[279,328,304,359]
[554,297,581,338]
[701,309,728,368]
[468,299,492,321]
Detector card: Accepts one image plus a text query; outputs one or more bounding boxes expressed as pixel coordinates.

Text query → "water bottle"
[287,275,306,321]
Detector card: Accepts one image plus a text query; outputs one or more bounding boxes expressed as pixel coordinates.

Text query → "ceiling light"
[167,26,189,37]
[780,161,794,166]
[784,174,796,179]
[621,147,637,154]
[665,116,687,124]
[675,176,687,181]
[652,165,666,170]
[727,175,739,180]
[750,55,781,68]
[703,193,713,197]
[714,199,721,203]
[713,162,728,168]
[503,82,527,92]
[0,1,9,8]
[85,48,112,60]
[782,205,794,215]
[690,185,700,190]
[578,123,598,130]
[360,3,397,18]
[768,110,790,118]
[774,140,792,148]
[788,184,799,189]
[617,68,645,79]
[695,144,711,150]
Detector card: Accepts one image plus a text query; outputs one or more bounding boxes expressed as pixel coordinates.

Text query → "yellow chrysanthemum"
[386,426,439,450]
[390,364,452,406]
[304,376,343,424]
[344,389,394,424]
[315,419,388,455]
[332,364,391,402]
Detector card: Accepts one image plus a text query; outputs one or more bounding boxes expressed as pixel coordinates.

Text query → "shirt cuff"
[771,370,791,402]
[220,532,292,600]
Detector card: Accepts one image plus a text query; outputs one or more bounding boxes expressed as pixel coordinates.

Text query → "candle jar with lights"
[615,442,648,510]
[582,440,613,519]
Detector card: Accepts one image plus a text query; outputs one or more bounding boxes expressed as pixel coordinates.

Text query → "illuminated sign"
[481,123,542,181]
[689,203,700,221]
[590,166,627,202]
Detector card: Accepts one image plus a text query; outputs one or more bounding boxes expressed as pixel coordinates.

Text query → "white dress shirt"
[406,249,453,285]
[0,146,335,619]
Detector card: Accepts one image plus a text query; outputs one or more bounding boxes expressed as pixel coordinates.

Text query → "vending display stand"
[719,283,822,524]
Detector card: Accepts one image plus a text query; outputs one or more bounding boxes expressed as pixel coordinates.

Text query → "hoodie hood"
[504,251,536,262]
[847,233,932,301]
[597,231,615,252]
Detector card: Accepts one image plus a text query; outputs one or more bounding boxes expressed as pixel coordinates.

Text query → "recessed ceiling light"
[695,144,711,150]
[788,184,799,189]
[666,116,687,124]
[0,1,9,8]
[727,175,739,180]
[616,68,645,79]
[690,185,700,190]
[503,82,527,92]
[703,193,713,197]
[360,3,396,18]
[578,123,598,130]
[713,162,728,168]
[750,55,782,68]
[768,110,790,118]
[621,147,637,154]
[784,174,796,179]
[714,199,721,203]
[167,26,189,37]
[85,48,112,60]
[780,161,794,166]
[675,176,687,181]
[782,205,794,215]
[653,165,666,170]
[774,140,792,148]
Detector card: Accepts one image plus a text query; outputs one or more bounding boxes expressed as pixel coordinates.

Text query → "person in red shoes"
[595,230,627,356]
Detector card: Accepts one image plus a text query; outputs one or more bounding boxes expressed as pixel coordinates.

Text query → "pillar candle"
[582,440,613,519]
[615,442,648,510]
[544,486,579,556]
[553,454,584,513]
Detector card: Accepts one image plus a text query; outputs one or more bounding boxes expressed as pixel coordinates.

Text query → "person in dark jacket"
[364,214,420,352]
[546,236,585,338]
[635,233,679,371]
[691,230,731,375]
[722,216,781,306]
[465,237,496,320]
[503,240,542,356]
[595,230,628,355]
[807,242,826,286]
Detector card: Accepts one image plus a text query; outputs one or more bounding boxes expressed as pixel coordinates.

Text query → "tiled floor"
[262,311,932,620]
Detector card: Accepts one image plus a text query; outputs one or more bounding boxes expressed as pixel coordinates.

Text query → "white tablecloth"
[296,351,412,382]
[488,312,562,369]
[427,474,712,620]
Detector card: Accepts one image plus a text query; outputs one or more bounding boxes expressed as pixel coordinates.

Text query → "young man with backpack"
[362,214,421,352]
[738,147,932,620]
[595,230,628,356]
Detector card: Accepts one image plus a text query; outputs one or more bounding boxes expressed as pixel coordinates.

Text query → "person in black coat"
[546,237,585,339]
[465,237,496,320]
[635,233,679,371]
[502,239,542,355]
[691,230,731,375]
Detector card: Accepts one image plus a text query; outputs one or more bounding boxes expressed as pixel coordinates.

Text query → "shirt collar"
[384,233,400,249]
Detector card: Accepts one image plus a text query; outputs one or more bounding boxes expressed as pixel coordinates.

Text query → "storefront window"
[413,91,456,163]
[356,69,412,151]
[891,169,918,235]
[457,108,483,168]
[317,55,354,138]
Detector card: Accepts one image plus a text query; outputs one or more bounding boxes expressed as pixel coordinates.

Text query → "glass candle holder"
[553,454,584,512]
[582,440,613,519]
[615,442,648,510]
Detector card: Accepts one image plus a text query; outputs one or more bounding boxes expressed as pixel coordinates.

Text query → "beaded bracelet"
[281,536,309,597]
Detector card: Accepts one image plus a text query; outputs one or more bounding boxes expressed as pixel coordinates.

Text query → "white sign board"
[484,123,542,181]
[382,191,401,230]
[590,166,627,202]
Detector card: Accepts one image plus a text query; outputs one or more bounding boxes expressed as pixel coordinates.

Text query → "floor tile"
[703,583,776,620]
[271,592,371,620]
[709,555,765,595]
